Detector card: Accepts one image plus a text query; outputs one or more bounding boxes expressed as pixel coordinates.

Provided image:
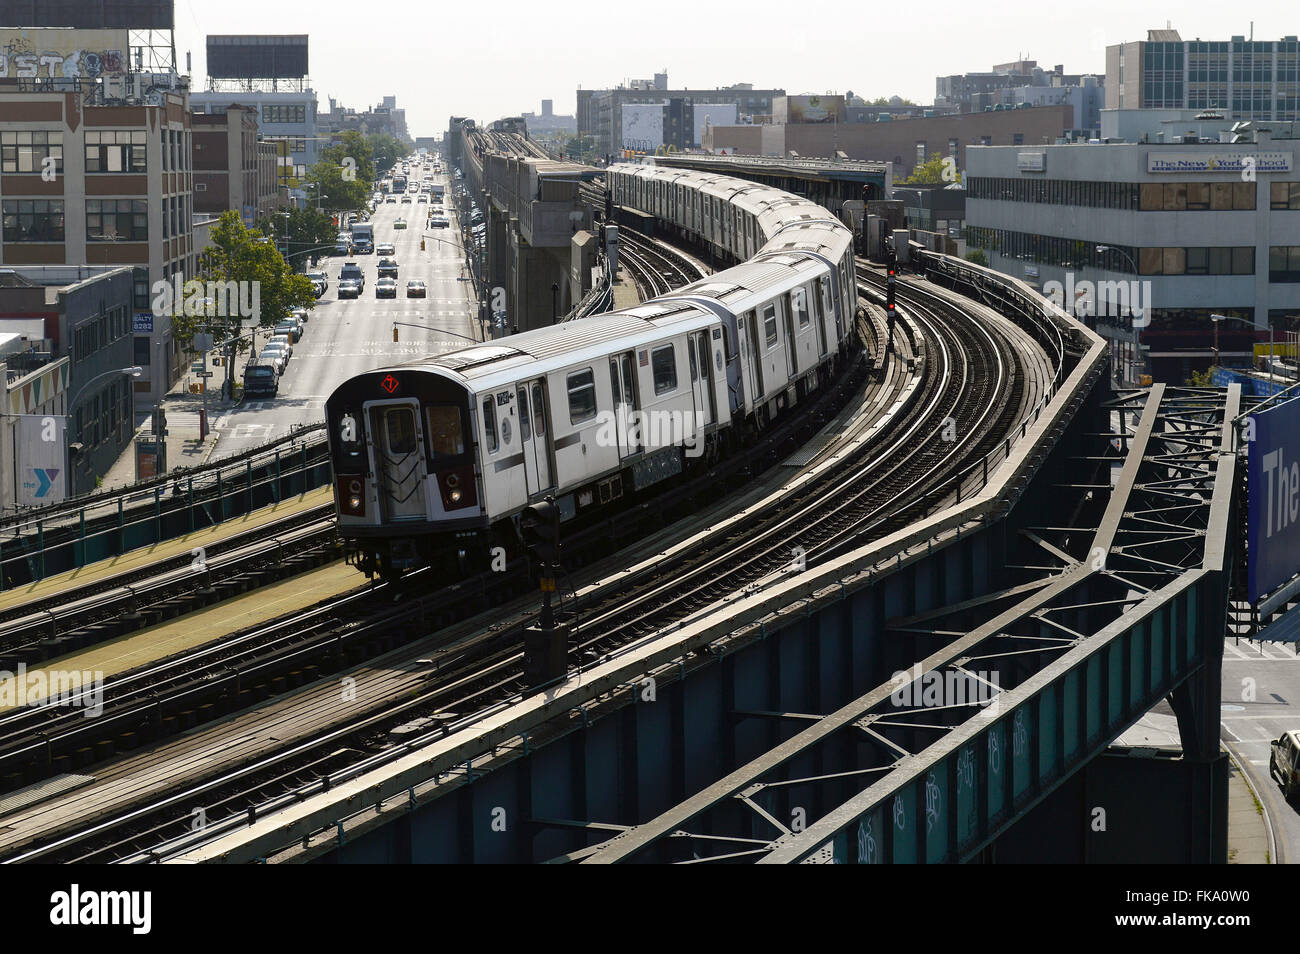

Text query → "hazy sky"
[172,0,1292,137]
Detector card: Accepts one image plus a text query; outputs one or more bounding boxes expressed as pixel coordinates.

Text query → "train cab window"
[652,344,677,394]
[791,287,810,327]
[481,397,499,454]
[425,405,465,460]
[763,305,779,348]
[819,275,833,320]
[382,407,418,455]
[567,369,597,424]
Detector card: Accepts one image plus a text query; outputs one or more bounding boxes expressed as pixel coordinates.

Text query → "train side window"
[481,397,498,454]
[652,344,677,394]
[531,382,547,436]
[516,386,531,442]
[567,369,597,424]
[425,405,465,460]
[763,305,778,349]
[791,286,810,327]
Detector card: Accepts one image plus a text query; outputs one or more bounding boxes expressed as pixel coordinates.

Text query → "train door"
[781,297,798,380]
[820,275,839,344]
[608,350,641,458]
[808,282,829,357]
[367,399,428,522]
[743,310,766,401]
[688,330,716,430]
[517,378,553,496]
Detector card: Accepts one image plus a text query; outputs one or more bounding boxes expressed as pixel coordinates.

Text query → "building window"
[1,130,63,174]
[1,199,64,242]
[262,105,307,125]
[133,336,151,365]
[87,199,149,242]
[1270,182,1300,209]
[915,142,927,168]
[1012,133,1024,146]
[1269,246,1300,282]
[85,130,147,173]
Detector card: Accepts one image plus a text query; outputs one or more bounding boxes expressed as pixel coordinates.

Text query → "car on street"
[243,361,279,396]
[305,271,328,296]
[430,216,449,228]
[260,345,289,373]
[406,279,426,298]
[376,243,395,256]
[267,333,294,359]
[401,194,412,204]
[274,321,301,343]
[377,258,398,278]
[337,278,360,299]
[417,194,428,203]
[385,195,397,203]
[394,218,407,230]
[375,277,398,298]
[339,261,365,291]
[289,306,310,324]
[1271,730,1300,801]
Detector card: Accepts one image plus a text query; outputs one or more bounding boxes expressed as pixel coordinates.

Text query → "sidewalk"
[1226,756,1272,864]
[101,365,242,492]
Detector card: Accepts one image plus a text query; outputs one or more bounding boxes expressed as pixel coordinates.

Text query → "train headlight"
[349,496,363,510]
[449,489,462,503]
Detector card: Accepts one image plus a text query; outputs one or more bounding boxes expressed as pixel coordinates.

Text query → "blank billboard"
[0,0,174,29]
[207,35,308,80]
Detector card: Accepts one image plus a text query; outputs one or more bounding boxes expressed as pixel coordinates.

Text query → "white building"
[966,132,1300,385]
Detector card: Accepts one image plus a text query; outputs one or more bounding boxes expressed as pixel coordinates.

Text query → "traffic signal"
[152,405,167,437]
[520,500,560,565]
[886,263,897,314]
[392,323,399,343]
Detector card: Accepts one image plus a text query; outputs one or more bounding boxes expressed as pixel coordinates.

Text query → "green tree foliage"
[366,132,409,174]
[256,207,337,271]
[168,210,315,355]
[308,130,375,211]
[904,154,962,185]
[964,248,989,267]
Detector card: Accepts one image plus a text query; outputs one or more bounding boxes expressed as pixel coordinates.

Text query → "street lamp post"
[1210,312,1269,377]
[65,366,143,497]
[1096,244,1142,386]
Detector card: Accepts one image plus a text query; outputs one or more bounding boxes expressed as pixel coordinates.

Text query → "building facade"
[192,104,281,223]
[705,105,1075,177]
[0,80,193,409]
[1107,29,1300,119]
[965,136,1300,385]
[191,89,321,194]
[580,82,785,155]
[0,265,135,503]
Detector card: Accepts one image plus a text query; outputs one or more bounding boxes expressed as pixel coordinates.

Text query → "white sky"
[173,0,1293,137]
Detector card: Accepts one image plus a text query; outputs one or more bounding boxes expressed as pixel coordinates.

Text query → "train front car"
[326,363,483,579]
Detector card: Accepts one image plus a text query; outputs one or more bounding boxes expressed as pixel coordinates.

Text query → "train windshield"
[425,405,465,460]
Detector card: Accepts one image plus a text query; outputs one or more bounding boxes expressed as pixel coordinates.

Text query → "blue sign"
[1248,396,1300,601]
[133,311,154,333]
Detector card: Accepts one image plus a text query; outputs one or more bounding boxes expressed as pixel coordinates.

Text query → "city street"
[206,168,479,459]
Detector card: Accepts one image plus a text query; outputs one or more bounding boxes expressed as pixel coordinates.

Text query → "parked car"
[258,349,287,375]
[1271,730,1300,801]
[375,277,398,298]
[289,306,310,324]
[338,278,360,299]
[243,361,279,397]
[406,279,427,298]
[274,319,303,343]
[267,334,294,360]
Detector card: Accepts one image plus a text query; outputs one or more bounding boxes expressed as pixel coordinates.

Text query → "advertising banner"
[16,412,65,507]
[1247,396,1300,601]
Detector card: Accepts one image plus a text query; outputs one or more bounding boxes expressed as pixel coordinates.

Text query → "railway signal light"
[520,500,560,567]
[392,323,399,343]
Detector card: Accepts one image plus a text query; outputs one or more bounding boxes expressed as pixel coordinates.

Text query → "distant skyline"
[173,0,1295,137]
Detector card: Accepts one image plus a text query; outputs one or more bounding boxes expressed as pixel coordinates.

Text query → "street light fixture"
[1210,312,1268,375]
